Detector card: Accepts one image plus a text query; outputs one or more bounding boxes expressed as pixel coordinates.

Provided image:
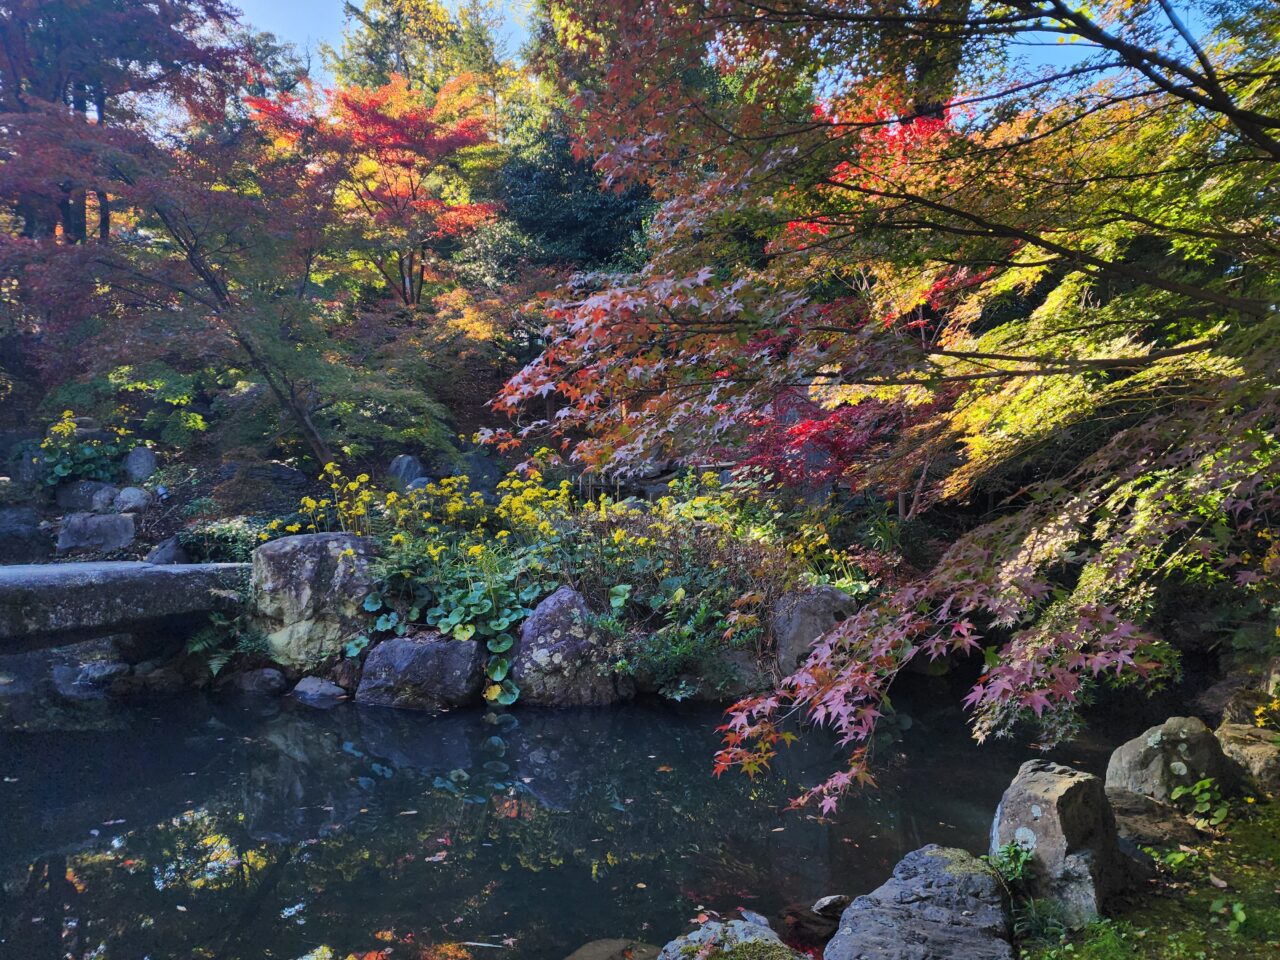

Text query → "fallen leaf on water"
[656,765,673,773]
[398,810,418,816]
[635,882,647,889]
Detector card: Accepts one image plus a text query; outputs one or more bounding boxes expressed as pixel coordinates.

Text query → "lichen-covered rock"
[824,845,1012,960]
[1215,723,1280,792]
[812,895,852,918]
[659,920,800,960]
[1105,787,1201,846]
[1105,717,1244,802]
[250,533,376,667]
[123,446,158,482]
[512,587,630,706]
[682,648,772,702]
[56,512,135,553]
[771,585,856,674]
[291,675,348,706]
[991,761,1134,927]
[112,485,153,513]
[55,480,118,512]
[354,632,483,711]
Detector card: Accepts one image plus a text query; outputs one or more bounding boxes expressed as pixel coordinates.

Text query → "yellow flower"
[285,523,301,533]
[467,544,485,558]
[390,533,407,547]
[1245,796,1256,804]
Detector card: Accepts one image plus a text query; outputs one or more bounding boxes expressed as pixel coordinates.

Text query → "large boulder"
[771,585,856,674]
[1215,723,1280,792]
[1105,716,1244,802]
[659,920,800,960]
[56,512,135,554]
[991,760,1133,926]
[0,506,52,564]
[123,446,158,483]
[682,648,773,702]
[824,845,1013,960]
[1105,788,1201,847]
[354,632,483,711]
[55,480,117,512]
[512,586,630,706]
[1265,657,1280,697]
[112,486,152,513]
[250,533,376,667]
[387,454,428,488]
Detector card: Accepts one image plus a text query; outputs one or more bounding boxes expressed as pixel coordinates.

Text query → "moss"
[1021,799,1280,959]
[716,943,800,960]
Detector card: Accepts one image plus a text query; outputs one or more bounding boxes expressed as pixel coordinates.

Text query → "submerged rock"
[512,586,630,706]
[56,512,135,553]
[771,585,856,674]
[1215,723,1280,792]
[824,845,1012,960]
[291,676,348,706]
[354,632,483,711]
[227,667,289,696]
[250,533,376,667]
[564,940,660,960]
[659,920,800,960]
[1105,716,1244,802]
[991,760,1134,927]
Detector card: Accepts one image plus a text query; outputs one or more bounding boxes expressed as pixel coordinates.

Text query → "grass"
[1022,798,1280,959]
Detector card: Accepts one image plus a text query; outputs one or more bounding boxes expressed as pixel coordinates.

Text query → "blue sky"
[232,0,531,77]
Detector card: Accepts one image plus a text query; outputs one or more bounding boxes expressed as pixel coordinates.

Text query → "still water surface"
[1,692,1100,959]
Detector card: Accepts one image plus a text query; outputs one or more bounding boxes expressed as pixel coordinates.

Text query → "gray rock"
[825,845,1012,960]
[0,506,52,564]
[406,477,431,492]
[145,536,190,565]
[812,895,852,918]
[56,512,135,554]
[771,585,856,674]
[1105,716,1245,802]
[354,632,483,711]
[991,760,1131,927]
[1106,787,1201,847]
[291,676,348,706]
[249,533,377,667]
[1215,723,1280,792]
[0,561,246,649]
[90,484,119,512]
[682,648,772,701]
[123,446,158,482]
[659,920,798,960]
[55,480,118,512]
[108,666,186,698]
[112,486,152,513]
[387,454,428,487]
[1265,657,1280,697]
[228,667,289,696]
[76,661,132,687]
[513,586,629,706]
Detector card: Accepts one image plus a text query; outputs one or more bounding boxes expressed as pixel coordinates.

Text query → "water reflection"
[2,690,1080,960]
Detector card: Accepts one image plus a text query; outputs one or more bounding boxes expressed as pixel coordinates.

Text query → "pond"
[0,686,1109,960]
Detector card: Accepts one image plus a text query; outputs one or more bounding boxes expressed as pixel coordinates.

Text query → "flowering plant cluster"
[269,457,859,700]
[38,409,139,487]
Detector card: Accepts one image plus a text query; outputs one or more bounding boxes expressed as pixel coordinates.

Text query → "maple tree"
[496,0,1280,808]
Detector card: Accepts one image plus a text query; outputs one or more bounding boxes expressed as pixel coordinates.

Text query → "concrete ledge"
[0,561,249,650]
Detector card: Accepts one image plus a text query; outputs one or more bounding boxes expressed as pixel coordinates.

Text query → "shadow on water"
[0,681,1129,960]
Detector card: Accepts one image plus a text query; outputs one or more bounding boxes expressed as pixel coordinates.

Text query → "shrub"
[38,409,137,486]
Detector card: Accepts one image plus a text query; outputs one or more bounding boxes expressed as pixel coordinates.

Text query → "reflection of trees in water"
[2,699,1024,959]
